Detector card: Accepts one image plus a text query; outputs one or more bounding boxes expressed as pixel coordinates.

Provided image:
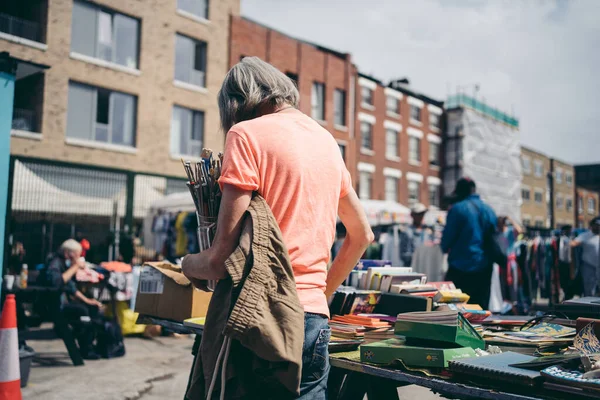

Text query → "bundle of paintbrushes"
[181,149,223,219]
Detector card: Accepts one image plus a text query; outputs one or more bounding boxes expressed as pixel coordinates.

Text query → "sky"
[241,0,600,165]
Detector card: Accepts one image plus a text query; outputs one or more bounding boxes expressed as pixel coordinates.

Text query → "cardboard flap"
[143,262,191,286]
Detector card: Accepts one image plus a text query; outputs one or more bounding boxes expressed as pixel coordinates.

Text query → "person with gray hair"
[39,239,104,359]
[183,57,372,398]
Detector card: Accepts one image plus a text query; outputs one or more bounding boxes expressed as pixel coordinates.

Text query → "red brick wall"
[229,16,356,181]
[356,79,442,207]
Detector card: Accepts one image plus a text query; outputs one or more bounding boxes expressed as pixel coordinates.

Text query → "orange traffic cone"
[0,295,22,400]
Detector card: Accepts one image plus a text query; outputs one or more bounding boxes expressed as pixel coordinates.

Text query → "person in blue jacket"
[441,177,497,309]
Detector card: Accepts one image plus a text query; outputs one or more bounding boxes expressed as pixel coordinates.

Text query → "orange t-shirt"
[219,108,352,317]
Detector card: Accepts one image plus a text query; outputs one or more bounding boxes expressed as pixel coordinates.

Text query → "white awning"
[361,199,412,226]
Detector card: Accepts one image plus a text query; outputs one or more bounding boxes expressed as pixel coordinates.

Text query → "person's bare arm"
[325,190,374,298]
[506,215,524,235]
[74,291,103,308]
[182,184,252,282]
[62,264,80,284]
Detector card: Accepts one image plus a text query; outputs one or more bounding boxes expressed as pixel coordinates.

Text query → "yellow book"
[433,290,470,303]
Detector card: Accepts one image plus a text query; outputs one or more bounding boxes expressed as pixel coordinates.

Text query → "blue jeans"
[299,313,331,399]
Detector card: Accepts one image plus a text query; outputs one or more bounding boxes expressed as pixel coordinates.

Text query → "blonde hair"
[60,239,82,254]
[218,57,299,132]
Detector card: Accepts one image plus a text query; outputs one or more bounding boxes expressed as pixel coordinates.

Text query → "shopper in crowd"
[441,177,498,309]
[182,57,372,398]
[39,239,104,359]
[497,215,524,253]
[571,217,600,296]
[8,241,26,275]
[398,203,434,266]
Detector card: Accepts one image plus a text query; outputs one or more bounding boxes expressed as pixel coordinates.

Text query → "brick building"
[521,147,578,229]
[228,16,357,179]
[550,158,575,228]
[1,0,239,263]
[576,187,599,229]
[355,75,443,208]
[3,0,239,176]
[520,147,550,228]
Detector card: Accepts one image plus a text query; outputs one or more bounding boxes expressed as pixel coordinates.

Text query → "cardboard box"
[360,338,477,368]
[134,262,212,322]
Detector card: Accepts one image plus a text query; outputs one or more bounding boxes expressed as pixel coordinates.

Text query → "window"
[534,160,544,177]
[429,142,440,167]
[175,34,207,87]
[286,72,298,88]
[0,1,48,43]
[523,219,531,227]
[71,1,140,69]
[579,196,584,213]
[359,172,372,200]
[386,129,398,159]
[534,191,543,203]
[408,181,420,206]
[177,0,209,20]
[535,220,545,228]
[556,194,564,210]
[521,157,531,174]
[361,122,373,150]
[566,173,573,186]
[66,82,137,147]
[386,96,399,115]
[409,137,421,163]
[170,106,204,157]
[385,177,398,202]
[334,89,346,126]
[410,105,421,122]
[311,82,325,121]
[361,86,373,107]
[429,113,440,130]
[566,198,573,212]
[522,188,531,201]
[338,143,346,161]
[429,184,440,207]
[555,169,563,184]
[589,198,596,214]
[12,71,44,134]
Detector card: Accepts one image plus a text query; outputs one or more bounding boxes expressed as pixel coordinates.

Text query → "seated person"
[39,239,103,359]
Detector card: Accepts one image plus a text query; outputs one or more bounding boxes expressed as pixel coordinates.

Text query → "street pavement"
[22,335,440,399]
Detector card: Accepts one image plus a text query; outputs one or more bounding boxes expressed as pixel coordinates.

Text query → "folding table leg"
[338,371,368,400]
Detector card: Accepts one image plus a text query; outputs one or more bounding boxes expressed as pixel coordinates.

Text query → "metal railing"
[12,108,38,133]
[0,13,43,43]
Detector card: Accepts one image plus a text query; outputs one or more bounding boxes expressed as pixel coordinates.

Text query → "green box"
[360,338,478,368]
[394,313,485,350]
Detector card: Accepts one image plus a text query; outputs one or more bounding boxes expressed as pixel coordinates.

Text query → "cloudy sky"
[242,0,600,164]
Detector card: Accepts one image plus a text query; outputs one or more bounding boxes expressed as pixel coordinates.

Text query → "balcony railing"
[0,13,43,43]
[12,108,38,133]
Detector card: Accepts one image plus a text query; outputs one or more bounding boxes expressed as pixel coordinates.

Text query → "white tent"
[11,160,119,216]
[360,199,412,226]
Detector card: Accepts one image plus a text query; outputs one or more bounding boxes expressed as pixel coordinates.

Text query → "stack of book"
[359,310,485,368]
[329,289,382,316]
[329,315,393,341]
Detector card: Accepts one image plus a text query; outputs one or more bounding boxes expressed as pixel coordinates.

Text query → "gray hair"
[60,239,82,254]
[218,57,299,132]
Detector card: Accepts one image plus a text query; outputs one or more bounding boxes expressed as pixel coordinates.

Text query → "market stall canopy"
[148,191,195,214]
[360,199,412,226]
[12,160,119,216]
[143,191,195,246]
